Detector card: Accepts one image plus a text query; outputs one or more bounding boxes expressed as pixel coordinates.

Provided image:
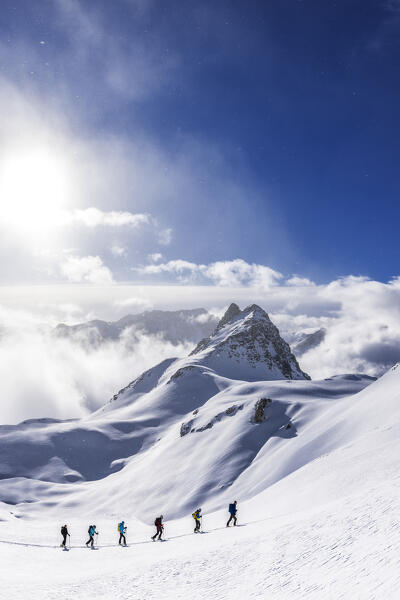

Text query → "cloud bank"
[0,312,192,425]
[1,264,400,424]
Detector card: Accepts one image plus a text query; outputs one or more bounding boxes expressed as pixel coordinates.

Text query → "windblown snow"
[0,303,399,599]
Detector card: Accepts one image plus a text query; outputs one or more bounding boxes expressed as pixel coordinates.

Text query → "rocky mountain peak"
[190,303,310,381]
[214,302,241,332]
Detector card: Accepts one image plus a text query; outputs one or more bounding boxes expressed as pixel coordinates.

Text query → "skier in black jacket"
[60,524,70,548]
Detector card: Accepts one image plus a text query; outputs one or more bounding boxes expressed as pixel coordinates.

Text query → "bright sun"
[0,149,70,232]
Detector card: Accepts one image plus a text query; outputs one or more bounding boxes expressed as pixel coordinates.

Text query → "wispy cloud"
[148,253,164,263]
[137,258,283,288]
[158,228,173,246]
[111,245,128,258]
[61,255,114,284]
[71,208,150,228]
[49,0,180,105]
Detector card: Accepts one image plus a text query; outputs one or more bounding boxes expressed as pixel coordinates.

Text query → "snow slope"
[0,365,399,598]
[0,304,400,597]
[1,474,400,600]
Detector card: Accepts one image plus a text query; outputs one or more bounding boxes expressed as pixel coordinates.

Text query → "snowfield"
[0,305,399,598]
[1,439,400,600]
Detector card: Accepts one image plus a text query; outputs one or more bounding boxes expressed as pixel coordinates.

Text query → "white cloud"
[137,258,283,288]
[111,245,127,257]
[158,228,173,246]
[286,276,316,287]
[148,253,163,263]
[114,297,152,310]
[141,259,200,276]
[204,259,283,288]
[72,208,150,228]
[61,255,114,284]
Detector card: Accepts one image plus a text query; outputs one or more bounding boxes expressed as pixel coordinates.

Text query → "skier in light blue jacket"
[86,524,98,548]
[118,521,127,546]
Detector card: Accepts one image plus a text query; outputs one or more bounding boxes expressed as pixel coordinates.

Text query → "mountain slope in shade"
[291,327,326,356]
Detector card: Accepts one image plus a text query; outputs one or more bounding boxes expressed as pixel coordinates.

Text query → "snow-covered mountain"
[2,302,400,597]
[55,308,218,347]
[0,303,374,521]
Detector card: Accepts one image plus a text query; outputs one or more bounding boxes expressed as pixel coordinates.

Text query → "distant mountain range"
[55,308,219,347]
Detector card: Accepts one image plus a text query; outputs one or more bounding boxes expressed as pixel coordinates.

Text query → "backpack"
[229,503,236,514]
[155,518,161,527]
[118,522,121,532]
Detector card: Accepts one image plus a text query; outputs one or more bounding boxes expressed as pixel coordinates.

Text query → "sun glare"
[0,149,71,232]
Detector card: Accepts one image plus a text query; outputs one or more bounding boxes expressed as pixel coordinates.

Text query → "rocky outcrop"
[180,404,244,436]
[253,398,272,423]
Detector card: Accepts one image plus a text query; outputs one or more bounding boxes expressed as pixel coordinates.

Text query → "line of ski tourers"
[60,501,238,549]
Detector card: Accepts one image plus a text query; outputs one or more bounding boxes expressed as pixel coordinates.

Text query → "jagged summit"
[190,303,310,381]
[214,302,241,332]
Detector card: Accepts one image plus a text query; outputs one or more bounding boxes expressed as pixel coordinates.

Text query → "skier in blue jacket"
[226,501,237,527]
[118,521,127,546]
[86,524,98,547]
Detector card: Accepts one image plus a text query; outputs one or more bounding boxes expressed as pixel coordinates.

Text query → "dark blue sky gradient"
[1,0,399,282]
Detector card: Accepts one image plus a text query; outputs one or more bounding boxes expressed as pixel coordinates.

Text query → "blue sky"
[0,0,399,287]
[2,1,400,418]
